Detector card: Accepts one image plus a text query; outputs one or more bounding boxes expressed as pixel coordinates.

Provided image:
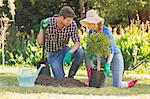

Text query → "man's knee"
[76,48,84,59]
[52,68,65,79]
[50,63,65,79]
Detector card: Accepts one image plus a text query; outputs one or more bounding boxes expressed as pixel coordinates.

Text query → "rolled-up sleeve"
[103,26,115,54]
[108,34,115,54]
[70,21,80,42]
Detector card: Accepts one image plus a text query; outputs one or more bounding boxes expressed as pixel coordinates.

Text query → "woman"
[80,9,137,88]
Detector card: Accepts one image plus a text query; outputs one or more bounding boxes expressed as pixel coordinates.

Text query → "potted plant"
[85,32,111,88]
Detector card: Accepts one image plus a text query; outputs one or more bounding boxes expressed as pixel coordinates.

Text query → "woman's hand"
[104,63,111,77]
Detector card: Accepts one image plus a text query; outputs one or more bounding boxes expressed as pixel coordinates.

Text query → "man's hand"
[40,19,49,30]
[104,63,111,77]
[63,52,73,66]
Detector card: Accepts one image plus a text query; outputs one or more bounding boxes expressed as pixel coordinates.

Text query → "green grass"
[0,65,150,96]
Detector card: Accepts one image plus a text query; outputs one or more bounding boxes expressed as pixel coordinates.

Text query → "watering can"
[17,64,46,87]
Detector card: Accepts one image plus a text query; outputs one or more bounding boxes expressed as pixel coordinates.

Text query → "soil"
[35,75,86,87]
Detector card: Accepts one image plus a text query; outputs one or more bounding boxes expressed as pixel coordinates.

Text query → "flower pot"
[89,69,106,88]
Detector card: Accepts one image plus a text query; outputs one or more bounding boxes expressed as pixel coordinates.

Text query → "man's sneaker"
[128,78,137,88]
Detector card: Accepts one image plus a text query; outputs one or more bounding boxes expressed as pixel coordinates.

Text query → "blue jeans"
[111,52,128,88]
[84,52,128,88]
[46,46,84,79]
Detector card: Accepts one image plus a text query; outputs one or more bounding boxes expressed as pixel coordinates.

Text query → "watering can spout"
[33,64,46,81]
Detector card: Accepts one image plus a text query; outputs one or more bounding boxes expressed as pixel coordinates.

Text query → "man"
[37,6,84,79]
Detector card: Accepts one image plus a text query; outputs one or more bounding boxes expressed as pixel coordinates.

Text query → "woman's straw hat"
[80,9,104,26]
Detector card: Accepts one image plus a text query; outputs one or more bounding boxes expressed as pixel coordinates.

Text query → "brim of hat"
[79,20,89,27]
[80,17,104,26]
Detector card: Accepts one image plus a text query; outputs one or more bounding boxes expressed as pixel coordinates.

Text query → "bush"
[115,20,150,70]
[0,26,43,65]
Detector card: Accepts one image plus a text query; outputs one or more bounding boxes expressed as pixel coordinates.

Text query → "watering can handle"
[17,66,23,81]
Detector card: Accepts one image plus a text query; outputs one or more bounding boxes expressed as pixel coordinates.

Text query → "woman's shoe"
[128,78,137,88]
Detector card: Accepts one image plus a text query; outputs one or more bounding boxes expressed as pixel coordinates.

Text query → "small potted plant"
[85,32,111,88]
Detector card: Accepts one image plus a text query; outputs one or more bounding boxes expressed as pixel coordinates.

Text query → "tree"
[85,32,111,70]
[15,0,88,33]
[0,0,15,66]
[89,0,149,25]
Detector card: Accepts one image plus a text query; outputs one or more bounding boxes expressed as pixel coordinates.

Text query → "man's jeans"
[46,46,84,79]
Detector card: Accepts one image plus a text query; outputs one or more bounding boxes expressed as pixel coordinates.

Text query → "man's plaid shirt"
[44,17,80,52]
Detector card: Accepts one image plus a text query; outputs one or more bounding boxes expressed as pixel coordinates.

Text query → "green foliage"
[0,49,2,64]
[68,29,87,49]
[89,0,148,25]
[84,32,111,59]
[15,0,62,33]
[2,0,148,35]
[15,0,81,34]
[0,24,43,65]
[4,39,43,65]
[115,21,150,70]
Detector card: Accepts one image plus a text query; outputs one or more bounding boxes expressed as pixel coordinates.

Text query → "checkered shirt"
[44,17,80,52]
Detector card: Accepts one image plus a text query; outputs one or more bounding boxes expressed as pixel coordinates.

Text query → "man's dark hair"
[59,6,75,18]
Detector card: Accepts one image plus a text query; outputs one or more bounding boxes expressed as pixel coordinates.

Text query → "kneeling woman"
[80,9,137,88]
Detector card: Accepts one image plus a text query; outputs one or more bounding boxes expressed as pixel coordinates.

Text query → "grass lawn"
[0,65,150,98]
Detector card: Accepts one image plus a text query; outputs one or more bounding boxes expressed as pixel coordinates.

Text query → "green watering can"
[17,64,46,87]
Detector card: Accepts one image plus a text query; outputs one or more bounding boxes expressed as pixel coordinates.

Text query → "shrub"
[115,20,150,70]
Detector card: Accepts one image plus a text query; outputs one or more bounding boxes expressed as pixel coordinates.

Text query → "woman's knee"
[112,82,122,87]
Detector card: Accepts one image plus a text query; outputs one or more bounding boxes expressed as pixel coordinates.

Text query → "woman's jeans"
[111,52,128,88]
[84,52,128,88]
[46,46,84,79]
